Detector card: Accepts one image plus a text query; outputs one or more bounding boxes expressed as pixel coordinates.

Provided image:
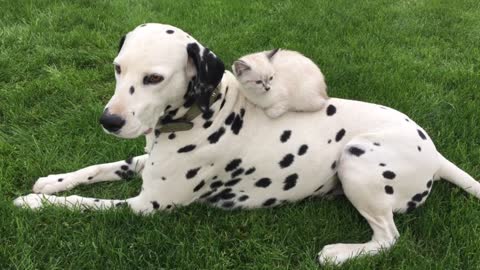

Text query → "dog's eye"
[114,64,121,74]
[143,74,165,85]
[255,80,262,84]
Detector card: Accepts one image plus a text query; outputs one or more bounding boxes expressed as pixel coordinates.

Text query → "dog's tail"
[437,153,480,199]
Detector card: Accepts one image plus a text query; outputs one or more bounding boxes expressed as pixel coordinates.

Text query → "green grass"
[1,0,480,269]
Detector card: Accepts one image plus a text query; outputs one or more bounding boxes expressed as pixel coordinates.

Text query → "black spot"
[222,201,235,208]
[326,105,336,116]
[348,146,365,157]
[118,35,126,53]
[255,178,271,188]
[231,168,244,178]
[186,167,201,179]
[245,167,256,175]
[166,29,174,34]
[178,144,196,153]
[207,127,226,144]
[412,193,423,202]
[379,163,386,167]
[385,185,394,194]
[328,139,332,144]
[335,129,346,142]
[240,108,246,117]
[125,157,133,164]
[193,180,205,192]
[168,133,176,140]
[168,108,179,116]
[115,202,127,207]
[331,161,337,169]
[151,162,154,166]
[220,99,226,110]
[417,129,427,140]
[225,159,242,172]
[283,173,298,191]
[210,181,224,189]
[427,180,433,188]
[94,199,100,202]
[406,201,416,213]
[58,178,63,182]
[231,115,243,135]
[279,154,295,168]
[121,165,129,170]
[373,142,381,146]
[88,176,93,180]
[280,130,292,143]
[115,170,134,180]
[383,171,396,180]
[129,86,135,95]
[152,201,160,209]
[199,190,215,199]
[166,205,172,209]
[161,177,166,181]
[238,195,249,202]
[314,185,324,192]
[405,118,410,122]
[203,121,213,129]
[263,198,277,206]
[417,146,422,152]
[154,129,161,137]
[225,178,242,187]
[225,112,235,125]
[422,190,429,197]
[298,144,308,155]
[202,109,214,120]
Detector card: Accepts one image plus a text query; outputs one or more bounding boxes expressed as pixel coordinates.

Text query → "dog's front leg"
[32,155,148,194]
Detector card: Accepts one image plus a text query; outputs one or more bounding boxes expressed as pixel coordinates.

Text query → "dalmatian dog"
[14,23,480,265]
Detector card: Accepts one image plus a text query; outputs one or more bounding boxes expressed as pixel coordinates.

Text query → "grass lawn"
[1,0,480,269]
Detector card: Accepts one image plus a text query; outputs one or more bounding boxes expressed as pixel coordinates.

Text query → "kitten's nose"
[265,87,270,91]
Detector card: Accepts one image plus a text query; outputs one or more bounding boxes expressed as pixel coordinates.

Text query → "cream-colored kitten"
[232,49,328,118]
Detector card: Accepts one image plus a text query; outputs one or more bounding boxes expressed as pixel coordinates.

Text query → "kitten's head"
[232,49,279,95]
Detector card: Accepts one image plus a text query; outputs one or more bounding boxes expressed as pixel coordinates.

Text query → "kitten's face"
[233,53,275,95]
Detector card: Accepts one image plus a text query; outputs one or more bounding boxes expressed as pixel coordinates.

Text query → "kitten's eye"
[269,76,273,80]
[143,74,164,85]
[114,64,121,75]
[255,80,262,84]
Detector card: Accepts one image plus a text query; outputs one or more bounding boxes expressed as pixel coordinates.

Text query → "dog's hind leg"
[32,155,148,194]
[318,127,439,264]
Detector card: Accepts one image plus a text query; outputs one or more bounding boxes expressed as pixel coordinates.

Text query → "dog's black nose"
[99,109,125,133]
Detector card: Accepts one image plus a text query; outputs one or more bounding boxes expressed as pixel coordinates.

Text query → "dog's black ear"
[186,42,225,112]
[266,48,280,60]
[118,35,126,53]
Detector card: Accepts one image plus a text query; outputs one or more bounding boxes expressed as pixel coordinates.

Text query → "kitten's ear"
[232,60,251,77]
[266,48,280,60]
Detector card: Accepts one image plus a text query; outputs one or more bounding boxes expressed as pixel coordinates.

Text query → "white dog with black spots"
[14,23,480,265]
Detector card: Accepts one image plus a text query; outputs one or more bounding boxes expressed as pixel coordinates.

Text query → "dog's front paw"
[14,194,55,209]
[33,173,74,194]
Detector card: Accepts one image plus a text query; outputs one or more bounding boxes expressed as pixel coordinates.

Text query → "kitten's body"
[232,49,328,118]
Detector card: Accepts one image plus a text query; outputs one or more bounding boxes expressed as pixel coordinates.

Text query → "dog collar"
[157,87,221,133]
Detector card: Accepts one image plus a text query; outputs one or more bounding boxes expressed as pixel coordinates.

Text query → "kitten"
[232,49,328,118]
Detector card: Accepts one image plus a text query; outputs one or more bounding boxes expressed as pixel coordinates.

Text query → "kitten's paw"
[265,106,287,118]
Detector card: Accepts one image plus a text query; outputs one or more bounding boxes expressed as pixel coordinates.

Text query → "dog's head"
[99,23,225,138]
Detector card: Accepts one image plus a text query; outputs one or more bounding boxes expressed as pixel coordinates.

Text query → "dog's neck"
[144,71,244,153]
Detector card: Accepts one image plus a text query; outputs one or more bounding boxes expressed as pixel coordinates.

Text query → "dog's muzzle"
[99,109,125,133]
